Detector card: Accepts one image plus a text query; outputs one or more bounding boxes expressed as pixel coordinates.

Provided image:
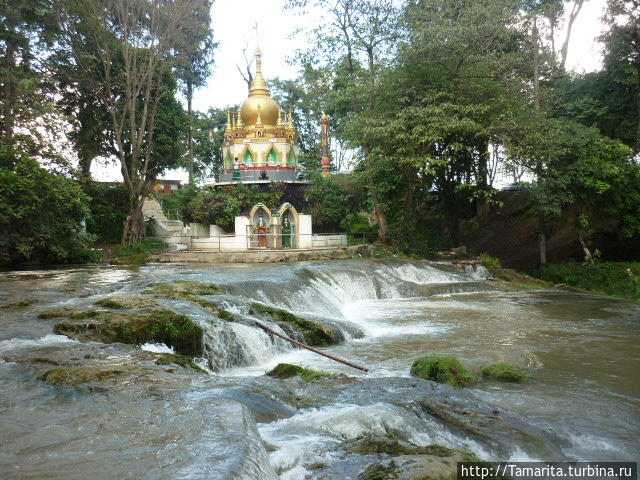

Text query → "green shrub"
[482,363,531,383]
[0,151,95,265]
[540,261,640,302]
[83,183,129,243]
[410,354,476,387]
[479,253,501,269]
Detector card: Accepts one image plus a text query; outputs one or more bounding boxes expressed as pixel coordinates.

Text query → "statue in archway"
[257,214,268,248]
[282,218,292,248]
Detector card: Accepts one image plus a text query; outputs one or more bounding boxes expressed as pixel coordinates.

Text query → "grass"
[113,238,167,265]
[478,253,501,269]
[482,363,531,383]
[540,261,640,302]
[410,354,476,387]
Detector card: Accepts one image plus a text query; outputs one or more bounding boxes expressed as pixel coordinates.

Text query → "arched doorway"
[278,203,299,249]
[248,203,272,248]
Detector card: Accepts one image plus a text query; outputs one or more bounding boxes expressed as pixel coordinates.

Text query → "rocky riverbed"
[1,259,638,479]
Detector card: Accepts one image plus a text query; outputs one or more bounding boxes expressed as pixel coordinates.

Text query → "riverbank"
[148,244,373,263]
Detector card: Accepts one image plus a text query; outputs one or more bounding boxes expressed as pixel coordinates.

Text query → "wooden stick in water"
[254,320,369,373]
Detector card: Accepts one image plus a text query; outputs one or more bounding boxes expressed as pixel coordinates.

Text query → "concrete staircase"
[142,197,185,244]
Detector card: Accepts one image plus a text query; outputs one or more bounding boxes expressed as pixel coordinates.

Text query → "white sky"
[92,0,608,182]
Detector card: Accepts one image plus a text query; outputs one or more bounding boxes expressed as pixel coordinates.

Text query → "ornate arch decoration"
[266,145,280,166]
[278,202,299,225]
[224,150,234,169]
[287,149,297,167]
[239,144,256,166]
[249,203,272,226]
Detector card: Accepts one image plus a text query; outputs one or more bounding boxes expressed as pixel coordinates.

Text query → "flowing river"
[0,259,638,479]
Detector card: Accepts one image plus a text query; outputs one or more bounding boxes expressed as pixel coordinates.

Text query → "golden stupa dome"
[240,47,280,127]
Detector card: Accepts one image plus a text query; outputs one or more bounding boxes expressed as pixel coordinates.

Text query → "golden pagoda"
[220,47,300,183]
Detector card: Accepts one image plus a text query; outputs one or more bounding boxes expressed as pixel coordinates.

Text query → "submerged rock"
[358,449,477,480]
[39,366,134,386]
[53,309,203,356]
[410,354,476,387]
[250,303,341,346]
[155,353,205,372]
[482,363,532,383]
[143,280,221,297]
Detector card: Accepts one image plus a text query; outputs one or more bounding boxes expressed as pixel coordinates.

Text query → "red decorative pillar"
[320,112,332,176]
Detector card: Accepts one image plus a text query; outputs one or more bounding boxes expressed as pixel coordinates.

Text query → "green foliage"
[0,150,96,265]
[114,238,166,264]
[540,261,640,302]
[306,175,369,232]
[479,254,501,270]
[410,355,476,387]
[83,183,129,243]
[482,363,531,383]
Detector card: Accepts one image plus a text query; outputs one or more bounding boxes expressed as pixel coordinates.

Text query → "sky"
[91,0,609,182]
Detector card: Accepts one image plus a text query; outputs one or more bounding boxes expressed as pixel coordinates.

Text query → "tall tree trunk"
[122,193,146,245]
[538,216,547,267]
[79,153,93,180]
[187,80,194,185]
[559,0,585,72]
[476,141,490,220]
[532,15,547,267]
[2,15,16,143]
[369,174,390,244]
[404,165,417,219]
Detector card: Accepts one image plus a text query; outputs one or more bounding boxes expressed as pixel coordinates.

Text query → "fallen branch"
[254,320,369,373]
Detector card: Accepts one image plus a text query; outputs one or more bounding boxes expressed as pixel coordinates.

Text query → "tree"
[173,0,215,185]
[600,0,640,152]
[57,0,205,244]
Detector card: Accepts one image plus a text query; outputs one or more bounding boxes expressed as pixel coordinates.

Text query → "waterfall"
[198,260,489,373]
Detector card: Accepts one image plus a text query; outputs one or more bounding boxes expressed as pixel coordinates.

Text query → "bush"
[540,261,640,302]
[114,238,166,264]
[0,151,95,265]
[481,363,531,383]
[410,354,475,387]
[479,253,501,269]
[83,183,129,243]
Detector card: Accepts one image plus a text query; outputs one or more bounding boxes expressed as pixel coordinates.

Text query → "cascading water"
[1,259,638,480]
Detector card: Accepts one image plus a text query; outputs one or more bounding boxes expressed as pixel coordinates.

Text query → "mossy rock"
[39,367,132,386]
[95,295,160,310]
[1,300,32,308]
[143,280,221,297]
[349,437,459,457]
[155,353,205,372]
[53,309,203,356]
[189,297,235,321]
[482,363,531,383]
[266,363,342,382]
[410,355,475,387]
[251,303,340,346]
[358,449,482,480]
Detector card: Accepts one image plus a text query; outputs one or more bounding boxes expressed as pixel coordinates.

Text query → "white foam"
[140,342,175,353]
[0,334,78,352]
